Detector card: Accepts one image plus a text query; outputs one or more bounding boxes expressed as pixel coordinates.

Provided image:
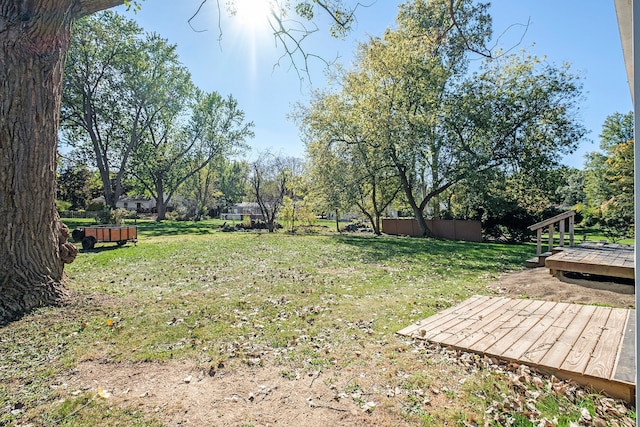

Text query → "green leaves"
[63,11,253,220]
[583,111,634,239]
[301,1,585,237]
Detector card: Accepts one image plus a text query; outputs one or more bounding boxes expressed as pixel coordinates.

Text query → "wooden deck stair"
[526,211,575,268]
[525,251,554,268]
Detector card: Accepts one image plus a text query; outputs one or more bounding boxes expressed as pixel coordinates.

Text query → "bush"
[86,201,105,211]
[94,208,130,225]
[482,205,536,243]
[574,203,598,227]
[164,211,179,221]
[56,199,72,212]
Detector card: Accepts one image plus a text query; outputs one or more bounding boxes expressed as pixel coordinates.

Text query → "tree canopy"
[583,111,634,239]
[300,0,585,237]
[0,0,356,323]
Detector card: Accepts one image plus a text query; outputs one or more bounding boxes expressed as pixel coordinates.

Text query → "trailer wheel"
[82,236,96,250]
[117,240,127,246]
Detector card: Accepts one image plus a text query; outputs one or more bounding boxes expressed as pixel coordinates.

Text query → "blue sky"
[116,0,632,169]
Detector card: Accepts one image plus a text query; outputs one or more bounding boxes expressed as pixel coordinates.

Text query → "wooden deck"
[545,243,634,280]
[398,295,636,402]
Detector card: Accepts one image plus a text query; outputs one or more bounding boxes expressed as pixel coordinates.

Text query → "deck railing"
[527,211,575,256]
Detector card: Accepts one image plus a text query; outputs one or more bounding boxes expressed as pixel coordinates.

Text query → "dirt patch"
[61,361,381,426]
[55,269,635,425]
[490,267,635,308]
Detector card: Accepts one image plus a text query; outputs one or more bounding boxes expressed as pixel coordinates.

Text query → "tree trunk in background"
[155,183,167,220]
[0,1,83,324]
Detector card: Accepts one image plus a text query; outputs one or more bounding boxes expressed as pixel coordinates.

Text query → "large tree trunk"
[396,167,433,237]
[155,182,167,220]
[0,0,123,324]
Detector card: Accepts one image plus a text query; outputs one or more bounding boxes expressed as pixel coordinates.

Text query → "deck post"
[527,210,576,255]
[568,215,574,247]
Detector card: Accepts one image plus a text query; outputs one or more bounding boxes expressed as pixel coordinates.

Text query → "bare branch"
[183,1,371,85]
[446,0,491,58]
[446,0,529,60]
[187,0,209,33]
[487,18,531,57]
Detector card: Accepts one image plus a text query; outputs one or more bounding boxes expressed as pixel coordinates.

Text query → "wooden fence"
[382,218,482,242]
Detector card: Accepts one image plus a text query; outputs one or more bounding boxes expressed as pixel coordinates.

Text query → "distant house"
[116,196,155,212]
[220,202,264,221]
[91,196,157,213]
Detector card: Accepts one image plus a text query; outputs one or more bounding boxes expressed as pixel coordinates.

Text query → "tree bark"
[0,0,119,324]
[155,180,167,220]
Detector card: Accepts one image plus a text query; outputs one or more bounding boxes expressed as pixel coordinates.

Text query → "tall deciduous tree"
[301,0,585,237]
[584,111,634,238]
[61,11,146,209]
[57,164,95,210]
[250,153,301,232]
[130,90,253,220]
[299,88,402,234]
[217,160,250,210]
[0,0,359,323]
[0,0,125,324]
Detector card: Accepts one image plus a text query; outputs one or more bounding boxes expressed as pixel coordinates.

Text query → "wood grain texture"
[584,308,627,379]
[545,244,634,279]
[398,296,636,402]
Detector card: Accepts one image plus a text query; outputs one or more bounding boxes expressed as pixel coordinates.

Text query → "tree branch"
[76,0,125,18]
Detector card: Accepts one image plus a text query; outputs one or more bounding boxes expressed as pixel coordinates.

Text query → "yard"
[0,220,635,426]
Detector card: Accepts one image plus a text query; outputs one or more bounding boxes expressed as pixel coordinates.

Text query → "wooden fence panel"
[382,219,482,242]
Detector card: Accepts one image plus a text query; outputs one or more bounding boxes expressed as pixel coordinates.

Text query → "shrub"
[94,208,130,225]
[86,201,105,211]
[56,199,72,212]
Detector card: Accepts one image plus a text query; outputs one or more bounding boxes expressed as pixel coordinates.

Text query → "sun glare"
[231,0,275,35]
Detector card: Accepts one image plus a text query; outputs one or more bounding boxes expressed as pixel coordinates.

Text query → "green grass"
[539,225,634,246]
[574,226,634,245]
[0,220,635,426]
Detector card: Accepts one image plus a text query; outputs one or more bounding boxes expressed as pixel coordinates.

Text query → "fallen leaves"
[405,340,636,426]
[97,386,112,399]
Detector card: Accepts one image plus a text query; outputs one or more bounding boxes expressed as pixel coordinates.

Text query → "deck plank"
[560,306,611,374]
[467,299,539,353]
[501,302,570,361]
[486,300,557,358]
[396,295,496,339]
[538,305,597,369]
[419,295,503,341]
[429,297,513,344]
[451,298,533,349]
[545,244,634,279]
[397,296,635,402]
[613,310,636,384]
[397,295,487,337]
[584,308,628,379]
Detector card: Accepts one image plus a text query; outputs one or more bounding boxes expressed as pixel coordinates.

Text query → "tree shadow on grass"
[134,221,217,237]
[331,234,534,272]
[80,244,131,253]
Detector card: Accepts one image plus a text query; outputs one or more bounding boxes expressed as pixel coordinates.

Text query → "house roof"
[614,0,633,100]
[91,196,153,203]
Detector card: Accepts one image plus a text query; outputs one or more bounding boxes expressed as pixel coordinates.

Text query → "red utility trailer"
[72,225,138,250]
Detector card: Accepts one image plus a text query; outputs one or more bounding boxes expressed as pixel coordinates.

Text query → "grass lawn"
[0,220,635,426]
